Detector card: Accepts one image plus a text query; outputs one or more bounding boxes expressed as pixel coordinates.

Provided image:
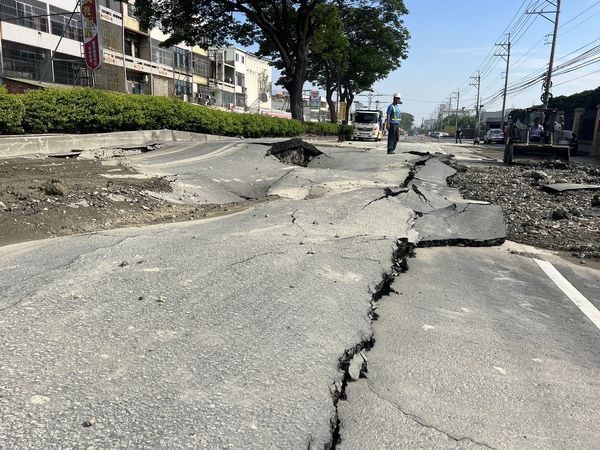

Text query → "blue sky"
[359,0,600,125]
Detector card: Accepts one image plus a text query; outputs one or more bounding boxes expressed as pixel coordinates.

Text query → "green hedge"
[0,86,25,134]
[0,87,346,137]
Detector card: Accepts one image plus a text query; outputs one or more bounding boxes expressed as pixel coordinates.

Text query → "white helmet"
[393,92,402,104]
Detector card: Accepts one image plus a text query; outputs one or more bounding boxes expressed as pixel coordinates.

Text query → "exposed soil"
[448,157,600,264]
[0,156,257,247]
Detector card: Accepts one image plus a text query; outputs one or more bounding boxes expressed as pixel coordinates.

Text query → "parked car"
[484,128,505,144]
[558,130,578,155]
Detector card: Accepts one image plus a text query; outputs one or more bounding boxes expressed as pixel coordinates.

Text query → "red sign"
[81,0,103,70]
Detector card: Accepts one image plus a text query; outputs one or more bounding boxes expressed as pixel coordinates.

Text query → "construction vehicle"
[351,109,383,141]
[503,107,570,164]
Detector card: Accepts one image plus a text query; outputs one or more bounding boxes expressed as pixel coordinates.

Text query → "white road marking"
[422,324,435,331]
[534,258,600,330]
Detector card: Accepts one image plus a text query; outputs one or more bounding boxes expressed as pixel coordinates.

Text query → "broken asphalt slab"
[406,158,506,246]
[541,182,600,193]
[413,203,505,247]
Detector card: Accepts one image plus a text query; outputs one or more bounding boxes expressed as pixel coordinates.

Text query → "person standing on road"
[386,93,402,154]
[455,128,462,144]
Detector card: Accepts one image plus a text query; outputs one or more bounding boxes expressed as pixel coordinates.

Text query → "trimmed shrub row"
[0,87,348,137]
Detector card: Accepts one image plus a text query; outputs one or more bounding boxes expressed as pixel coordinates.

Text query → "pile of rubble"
[448,159,600,262]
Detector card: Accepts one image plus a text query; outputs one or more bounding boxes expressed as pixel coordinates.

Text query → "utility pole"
[495,33,511,132]
[527,0,561,107]
[470,71,481,142]
[454,89,460,131]
[367,92,373,109]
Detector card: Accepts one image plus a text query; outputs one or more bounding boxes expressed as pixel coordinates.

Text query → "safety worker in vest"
[386,93,402,154]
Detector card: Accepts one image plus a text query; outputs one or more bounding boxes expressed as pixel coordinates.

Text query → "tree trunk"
[283,36,311,121]
[341,90,354,124]
[326,86,337,123]
[327,98,337,123]
[285,81,304,121]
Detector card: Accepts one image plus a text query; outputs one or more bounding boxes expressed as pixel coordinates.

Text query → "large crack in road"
[326,155,507,449]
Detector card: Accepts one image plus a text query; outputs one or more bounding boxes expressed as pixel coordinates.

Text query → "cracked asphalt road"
[1,137,598,448]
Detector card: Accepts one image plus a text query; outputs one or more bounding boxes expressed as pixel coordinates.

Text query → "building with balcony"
[208,47,272,112]
[0,0,236,107]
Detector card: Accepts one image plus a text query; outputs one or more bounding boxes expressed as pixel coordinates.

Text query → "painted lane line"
[534,258,600,330]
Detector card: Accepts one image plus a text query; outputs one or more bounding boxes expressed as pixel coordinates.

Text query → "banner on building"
[81,0,103,70]
[310,90,320,109]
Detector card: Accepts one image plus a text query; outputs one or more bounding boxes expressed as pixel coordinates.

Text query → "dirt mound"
[0,157,249,246]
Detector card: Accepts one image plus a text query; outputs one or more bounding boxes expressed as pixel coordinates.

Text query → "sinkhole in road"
[266,138,324,167]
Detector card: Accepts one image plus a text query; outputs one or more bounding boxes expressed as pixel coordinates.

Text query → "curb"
[0,130,230,158]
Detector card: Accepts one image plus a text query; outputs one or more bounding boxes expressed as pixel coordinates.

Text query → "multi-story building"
[208,47,271,112]
[244,51,271,113]
[0,0,269,111]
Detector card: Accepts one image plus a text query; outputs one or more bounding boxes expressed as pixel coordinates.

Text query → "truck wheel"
[503,143,513,164]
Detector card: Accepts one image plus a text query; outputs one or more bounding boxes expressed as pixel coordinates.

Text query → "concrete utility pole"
[470,72,481,141]
[529,0,561,107]
[454,89,460,131]
[495,33,511,131]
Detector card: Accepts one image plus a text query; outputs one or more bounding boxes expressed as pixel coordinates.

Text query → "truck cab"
[352,110,383,141]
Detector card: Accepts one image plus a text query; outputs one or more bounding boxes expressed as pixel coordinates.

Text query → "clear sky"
[360,0,600,126]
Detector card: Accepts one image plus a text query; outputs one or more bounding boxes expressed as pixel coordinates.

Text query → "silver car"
[484,129,505,144]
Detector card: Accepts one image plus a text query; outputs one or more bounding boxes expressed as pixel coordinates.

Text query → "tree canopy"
[134,0,410,121]
[400,112,414,130]
[339,0,410,121]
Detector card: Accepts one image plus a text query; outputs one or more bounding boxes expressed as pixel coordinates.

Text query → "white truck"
[352,109,383,141]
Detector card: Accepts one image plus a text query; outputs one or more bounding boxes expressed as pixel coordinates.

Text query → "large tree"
[306,5,349,123]
[134,0,324,120]
[339,0,410,122]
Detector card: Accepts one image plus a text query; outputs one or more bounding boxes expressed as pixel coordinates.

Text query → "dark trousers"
[387,123,400,153]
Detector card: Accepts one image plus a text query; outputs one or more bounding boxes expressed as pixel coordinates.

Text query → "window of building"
[175,79,192,97]
[236,93,246,108]
[49,7,83,41]
[0,0,48,32]
[151,39,174,67]
[235,53,239,62]
[98,0,121,13]
[53,52,83,85]
[196,84,210,102]
[241,55,245,64]
[222,91,235,106]
[102,21,124,52]
[124,31,142,58]
[174,47,190,71]
[192,53,209,77]
[1,39,51,81]
[235,72,245,87]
